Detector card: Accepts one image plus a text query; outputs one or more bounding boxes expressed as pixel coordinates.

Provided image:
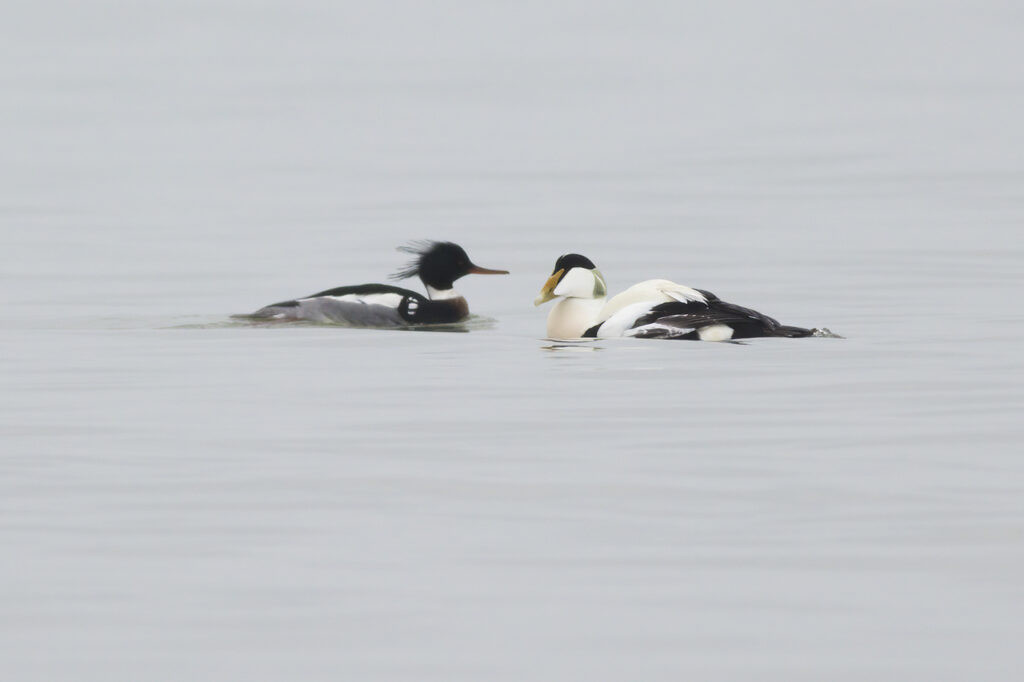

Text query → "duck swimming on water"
[240,241,508,326]
[534,253,815,341]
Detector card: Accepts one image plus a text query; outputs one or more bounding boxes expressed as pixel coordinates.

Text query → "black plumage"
[583,289,813,340]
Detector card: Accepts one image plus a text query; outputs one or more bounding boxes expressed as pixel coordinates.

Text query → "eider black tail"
[775,324,814,338]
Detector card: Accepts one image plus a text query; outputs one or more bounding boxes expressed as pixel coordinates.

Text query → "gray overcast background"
[2,2,1023,680]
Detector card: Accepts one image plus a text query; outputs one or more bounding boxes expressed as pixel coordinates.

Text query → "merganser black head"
[534,253,606,306]
[390,241,509,290]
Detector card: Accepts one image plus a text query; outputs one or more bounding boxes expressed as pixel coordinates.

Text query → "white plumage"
[534,253,817,341]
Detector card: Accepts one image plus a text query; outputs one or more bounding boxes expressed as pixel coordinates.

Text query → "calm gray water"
[3,2,1023,680]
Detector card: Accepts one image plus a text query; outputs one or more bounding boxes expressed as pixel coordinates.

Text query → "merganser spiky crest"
[390,240,508,291]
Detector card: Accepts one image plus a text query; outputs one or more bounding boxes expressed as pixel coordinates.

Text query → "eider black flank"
[628,299,813,340]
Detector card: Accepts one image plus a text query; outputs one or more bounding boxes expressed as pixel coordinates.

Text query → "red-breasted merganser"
[239,241,508,325]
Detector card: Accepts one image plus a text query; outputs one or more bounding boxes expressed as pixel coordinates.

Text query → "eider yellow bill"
[466,264,510,275]
[533,269,564,306]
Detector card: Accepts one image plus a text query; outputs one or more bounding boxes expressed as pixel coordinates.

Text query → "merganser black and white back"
[239,241,508,326]
[534,253,815,341]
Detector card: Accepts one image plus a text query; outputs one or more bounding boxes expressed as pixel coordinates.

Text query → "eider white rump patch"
[697,324,734,341]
